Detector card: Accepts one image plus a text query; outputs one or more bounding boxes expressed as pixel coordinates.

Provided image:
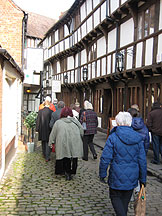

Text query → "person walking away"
[48,107,84,180]
[53,98,58,110]
[128,108,150,154]
[36,100,53,162]
[99,112,147,216]
[70,104,79,120]
[146,101,162,164]
[80,100,98,161]
[49,101,65,129]
[39,96,56,112]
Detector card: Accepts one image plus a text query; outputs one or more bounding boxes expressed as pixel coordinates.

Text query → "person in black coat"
[36,100,53,162]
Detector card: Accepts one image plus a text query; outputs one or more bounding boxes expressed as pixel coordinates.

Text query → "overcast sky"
[13,0,75,20]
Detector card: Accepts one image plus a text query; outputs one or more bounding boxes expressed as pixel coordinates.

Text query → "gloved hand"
[100,177,107,184]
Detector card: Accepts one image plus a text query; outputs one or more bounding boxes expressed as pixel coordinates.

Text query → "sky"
[13,0,75,20]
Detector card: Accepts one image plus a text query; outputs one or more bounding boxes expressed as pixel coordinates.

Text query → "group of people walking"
[36,96,98,181]
[36,96,162,216]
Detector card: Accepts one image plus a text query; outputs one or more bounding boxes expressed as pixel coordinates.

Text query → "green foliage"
[24,111,37,129]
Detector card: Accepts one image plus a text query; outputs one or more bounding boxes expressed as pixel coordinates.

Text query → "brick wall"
[0,0,24,67]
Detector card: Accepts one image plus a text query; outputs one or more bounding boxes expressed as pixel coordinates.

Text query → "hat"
[45,96,51,102]
[131,104,139,111]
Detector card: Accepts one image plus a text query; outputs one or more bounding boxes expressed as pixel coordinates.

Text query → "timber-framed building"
[39,0,162,130]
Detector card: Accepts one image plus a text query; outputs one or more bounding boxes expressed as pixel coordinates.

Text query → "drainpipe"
[22,12,28,70]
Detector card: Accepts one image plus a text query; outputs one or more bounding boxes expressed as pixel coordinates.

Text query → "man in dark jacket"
[147,102,162,164]
[49,101,65,129]
[80,100,98,161]
[36,100,53,162]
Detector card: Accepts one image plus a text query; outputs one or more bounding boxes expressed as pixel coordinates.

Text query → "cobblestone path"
[0,143,162,215]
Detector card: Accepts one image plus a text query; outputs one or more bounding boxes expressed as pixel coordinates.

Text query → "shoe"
[82,157,88,161]
[45,159,51,162]
[93,154,97,160]
[151,160,160,165]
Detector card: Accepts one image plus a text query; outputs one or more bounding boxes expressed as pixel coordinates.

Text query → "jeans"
[152,133,162,163]
[83,134,97,160]
[109,188,133,216]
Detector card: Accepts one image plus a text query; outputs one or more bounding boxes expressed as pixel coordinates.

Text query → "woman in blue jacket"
[99,112,147,216]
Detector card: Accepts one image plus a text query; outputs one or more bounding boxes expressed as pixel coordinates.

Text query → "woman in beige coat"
[49,107,84,180]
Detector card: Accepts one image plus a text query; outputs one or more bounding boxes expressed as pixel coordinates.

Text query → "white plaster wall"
[60,41,64,52]
[2,63,22,172]
[108,29,116,53]
[64,24,69,37]
[55,30,59,43]
[92,63,95,79]
[97,59,100,77]
[101,2,106,22]
[55,44,59,54]
[81,22,87,38]
[67,56,74,70]
[78,28,81,41]
[107,55,111,74]
[87,16,93,33]
[157,34,162,63]
[102,57,106,76]
[87,0,92,15]
[71,70,74,83]
[145,38,153,66]
[110,0,119,14]
[121,0,127,5]
[120,18,134,47]
[93,0,100,8]
[74,31,78,44]
[159,0,162,30]
[57,61,60,74]
[94,8,100,28]
[81,49,87,65]
[65,38,69,50]
[80,2,86,22]
[97,37,106,57]
[126,47,133,70]
[112,53,116,73]
[136,42,143,68]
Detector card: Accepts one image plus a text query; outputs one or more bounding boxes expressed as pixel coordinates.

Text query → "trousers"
[109,188,133,216]
[42,141,51,160]
[152,133,162,163]
[83,134,97,160]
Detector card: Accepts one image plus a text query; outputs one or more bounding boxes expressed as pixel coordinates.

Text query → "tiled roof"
[26,12,57,39]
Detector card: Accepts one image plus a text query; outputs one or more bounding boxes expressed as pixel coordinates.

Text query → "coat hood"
[132,117,145,130]
[112,126,143,145]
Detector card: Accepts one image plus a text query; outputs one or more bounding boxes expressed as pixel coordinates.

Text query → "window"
[137,4,155,40]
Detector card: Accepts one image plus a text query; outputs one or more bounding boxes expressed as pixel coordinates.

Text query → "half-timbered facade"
[39,0,162,130]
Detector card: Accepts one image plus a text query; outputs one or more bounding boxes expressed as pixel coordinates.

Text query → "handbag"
[52,144,55,152]
[134,184,146,216]
[82,112,87,130]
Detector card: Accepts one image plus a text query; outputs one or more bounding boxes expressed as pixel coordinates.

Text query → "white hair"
[115,111,132,126]
[45,96,51,102]
[84,100,93,110]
